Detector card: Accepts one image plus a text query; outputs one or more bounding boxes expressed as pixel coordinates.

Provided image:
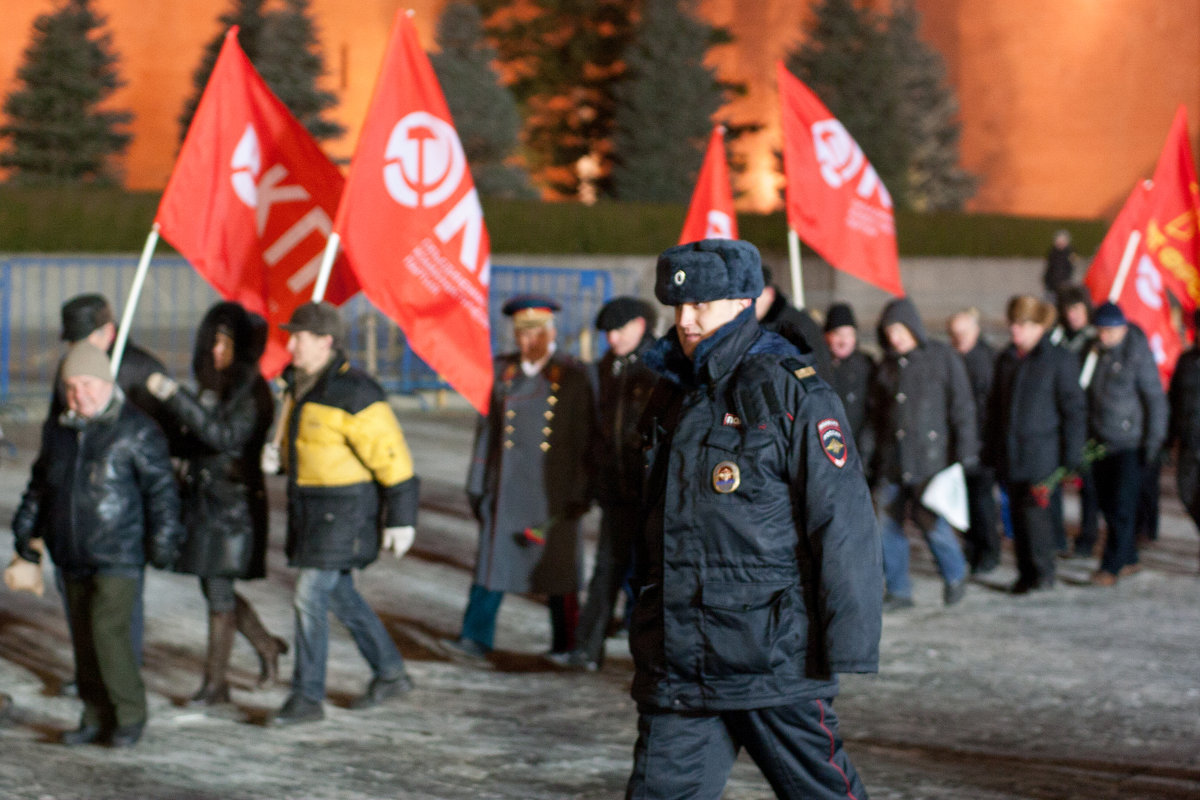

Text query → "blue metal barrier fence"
[0,257,613,405]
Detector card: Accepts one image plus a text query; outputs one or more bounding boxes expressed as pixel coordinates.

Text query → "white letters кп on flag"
[778,61,902,296]
[333,10,492,414]
[155,28,357,377]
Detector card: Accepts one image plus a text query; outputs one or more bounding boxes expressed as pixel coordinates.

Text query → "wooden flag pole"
[787,227,806,308]
[111,223,160,376]
[1079,229,1142,388]
[311,231,341,303]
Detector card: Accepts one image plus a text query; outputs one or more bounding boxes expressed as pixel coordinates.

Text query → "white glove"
[382,526,415,559]
[261,442,281,474]
[146,372,179,401]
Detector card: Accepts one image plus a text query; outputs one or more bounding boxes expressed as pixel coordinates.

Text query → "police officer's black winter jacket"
[632,308,882,712]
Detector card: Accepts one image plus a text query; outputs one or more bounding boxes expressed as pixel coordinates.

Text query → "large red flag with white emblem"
[778,62,902,296]
[679,125,738,245]
[155,28,357,377]
[1141,106,1200,329]
[333,10,492,414]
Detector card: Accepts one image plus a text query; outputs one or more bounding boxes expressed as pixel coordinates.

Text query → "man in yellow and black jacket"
[270,301,420,726]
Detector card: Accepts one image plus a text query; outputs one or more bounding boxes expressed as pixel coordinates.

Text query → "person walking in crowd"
[1083,302,1167,586]
[10,342,183,747]
[445,296,596,662]
[1051,285,1100,557]
[1042,229,1077,302]
[564,297,658,672]
[869,297,976,610]
[144,302,286,706]
[271,302,419,725]
[46,294,177,697]
[948,307,1002,574]
[1168,309,1200,572]
[983,297,1086,593]
[626,239,880,798]
[754,264,832,377]
[823,301,873,441]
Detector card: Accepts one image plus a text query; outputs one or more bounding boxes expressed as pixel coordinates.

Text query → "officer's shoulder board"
[781,357,821,393]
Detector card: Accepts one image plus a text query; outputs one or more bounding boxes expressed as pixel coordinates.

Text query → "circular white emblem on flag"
[230,123,262,209]
[383,111,466,209]
[674,270,686,286]
[1135,254,1165,310]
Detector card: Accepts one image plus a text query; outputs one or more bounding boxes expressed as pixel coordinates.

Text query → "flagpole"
[111,223,160,376]
[787,227,806,308]
[1080,229,1142,388]
[311,231,341,303]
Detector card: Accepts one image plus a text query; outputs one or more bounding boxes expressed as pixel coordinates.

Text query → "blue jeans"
[877,481,967,598]
[291,568,406,702]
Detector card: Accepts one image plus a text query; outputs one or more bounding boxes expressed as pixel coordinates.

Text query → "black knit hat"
[595,296,656,332]
[655,239,764,305]
[824,302,857,332]
[61,294,113,343]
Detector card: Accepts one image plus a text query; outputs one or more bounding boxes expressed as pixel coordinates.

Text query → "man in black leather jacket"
[626,239,880,799]
[11,342,183,748]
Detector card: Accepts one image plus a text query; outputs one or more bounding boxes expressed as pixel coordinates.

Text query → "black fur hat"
[654,239,764,305]
[595,296,657,332]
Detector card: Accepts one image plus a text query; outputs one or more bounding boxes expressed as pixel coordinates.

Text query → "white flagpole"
[311,231,341,303]
[1079,229,1141,388]
[787,227,805,308]
[111,224,160,376]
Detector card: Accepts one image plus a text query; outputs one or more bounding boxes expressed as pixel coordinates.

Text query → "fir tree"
[431,2,534,198]
[178,0,266,142]
[786,0,906,201]
[610,0,726,203]
[258,0,344,142]
[478,0,638,199]
[886,0,975,211]
[0,0,133,185]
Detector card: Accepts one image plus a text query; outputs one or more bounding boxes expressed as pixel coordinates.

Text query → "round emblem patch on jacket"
[712,461,741,493]
[818,418,847,468]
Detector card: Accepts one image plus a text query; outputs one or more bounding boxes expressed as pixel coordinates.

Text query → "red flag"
[777,62,902,296]
[1085,182,1181,387]
[1142,106,1200,329]
[333,10,491,414]
[155,29,357,377]
[679,126,738,245]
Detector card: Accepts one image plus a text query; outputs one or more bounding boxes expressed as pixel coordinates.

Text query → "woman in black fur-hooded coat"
[149,301,286,705]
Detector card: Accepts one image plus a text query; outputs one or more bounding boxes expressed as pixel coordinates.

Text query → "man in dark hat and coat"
[754,264,832,377]
[445,295,596,661]
[627,238,880,798]
[823,301,873,442]
[564,296,658,671]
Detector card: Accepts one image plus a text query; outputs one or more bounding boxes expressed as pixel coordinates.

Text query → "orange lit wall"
[1,0,1198,218]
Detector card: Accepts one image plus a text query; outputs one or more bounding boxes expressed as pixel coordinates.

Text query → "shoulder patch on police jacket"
[781,357,820,392]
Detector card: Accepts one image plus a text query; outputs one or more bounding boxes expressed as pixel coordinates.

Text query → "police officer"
[566,296,659,671]
[627,239,881,799]
[446,295,596,661]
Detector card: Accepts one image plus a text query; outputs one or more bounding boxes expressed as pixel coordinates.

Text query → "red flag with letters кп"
[679,125,738,245]
[155,28,357,377]
[778,62,902,296]
[333,10,492,414]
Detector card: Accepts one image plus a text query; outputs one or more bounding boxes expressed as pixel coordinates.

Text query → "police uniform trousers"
[626,698,867,800]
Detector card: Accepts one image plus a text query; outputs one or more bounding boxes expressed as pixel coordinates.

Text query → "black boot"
[190,610,236,706]
[234,594,288,688]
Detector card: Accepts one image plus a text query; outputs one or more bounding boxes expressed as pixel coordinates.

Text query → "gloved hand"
[4,554,44,596]
[146,372,179,401]
[261,442,281,475]
[382,526,415,559]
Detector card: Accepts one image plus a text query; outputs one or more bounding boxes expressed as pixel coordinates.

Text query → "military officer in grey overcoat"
[445,295,597,660]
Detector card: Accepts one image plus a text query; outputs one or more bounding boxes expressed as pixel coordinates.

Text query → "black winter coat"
[869,298,978,486]
[162,303,273,579]
[1085,325,1168,457]
[759,290,833,378]
[983,336,1087,484]
[1169,347,1200,452]
[12,393,184,577]
[827,349,873,439]
[594,335,658,506]
[961,339,996,442]
[632,309,882,712]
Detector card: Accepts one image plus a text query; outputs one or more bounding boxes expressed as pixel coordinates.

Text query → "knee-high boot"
[234,594,288,688]
[190,610,236,706]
